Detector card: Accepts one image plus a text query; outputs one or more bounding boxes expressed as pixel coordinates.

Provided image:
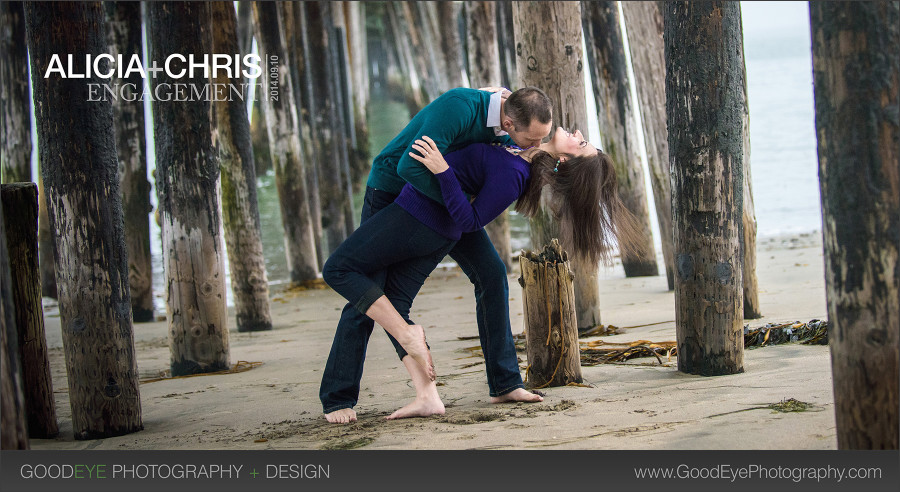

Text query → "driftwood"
[518,240,582,388]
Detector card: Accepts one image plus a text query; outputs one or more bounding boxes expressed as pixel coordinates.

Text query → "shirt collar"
[486,91,507,136]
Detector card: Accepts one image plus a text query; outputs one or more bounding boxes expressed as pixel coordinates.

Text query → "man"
[320,86,553,423]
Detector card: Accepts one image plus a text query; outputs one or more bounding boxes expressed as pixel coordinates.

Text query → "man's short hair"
[505,87,552,129]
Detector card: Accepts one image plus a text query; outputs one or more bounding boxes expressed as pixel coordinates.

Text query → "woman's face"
[544,127,597,159]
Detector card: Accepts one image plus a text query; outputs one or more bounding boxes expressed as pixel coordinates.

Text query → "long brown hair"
[515,149,644,266]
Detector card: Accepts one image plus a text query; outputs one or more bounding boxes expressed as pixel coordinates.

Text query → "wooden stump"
[1,183,58,438]
[518,240,582,388]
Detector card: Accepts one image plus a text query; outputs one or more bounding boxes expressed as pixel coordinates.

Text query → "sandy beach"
[30,231,833,451]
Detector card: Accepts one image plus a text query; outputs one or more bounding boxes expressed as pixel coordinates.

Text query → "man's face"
[503,118,552,149]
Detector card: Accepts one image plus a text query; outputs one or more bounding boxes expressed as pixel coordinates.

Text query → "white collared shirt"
[486,91,508,137]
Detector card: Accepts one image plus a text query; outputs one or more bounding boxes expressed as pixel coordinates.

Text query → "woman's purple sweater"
[394,143,530,241]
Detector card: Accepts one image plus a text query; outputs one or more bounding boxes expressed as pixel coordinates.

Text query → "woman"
[321,127,639,421]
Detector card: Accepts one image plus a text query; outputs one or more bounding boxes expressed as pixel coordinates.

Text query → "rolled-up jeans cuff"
[354,284,385,315]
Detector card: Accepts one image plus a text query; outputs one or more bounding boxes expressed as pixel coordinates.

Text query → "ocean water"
[30,3,813,312]
[742,26,821,238]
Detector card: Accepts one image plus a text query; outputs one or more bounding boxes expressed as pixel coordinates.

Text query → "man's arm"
[396,95,478,204]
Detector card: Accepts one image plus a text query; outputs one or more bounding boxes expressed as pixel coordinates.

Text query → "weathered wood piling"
[0,195,28,449]
[620,1,675,290]
[149,1,230,375]
[810,1,899,450]
[25,1,143,438]
[582,1,659,279]
[253,1,319,284]
[303,1,352,257]
[0,1,31,185]
[465,0,513,272]
[514,0,602,331]
[210,1,273,333]
[1,183,57,438]
[664,1,745,376]
[104,1,154,323]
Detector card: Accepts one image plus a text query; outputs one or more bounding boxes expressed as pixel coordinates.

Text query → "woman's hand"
[478,86,511,99]
[408,136,449,174]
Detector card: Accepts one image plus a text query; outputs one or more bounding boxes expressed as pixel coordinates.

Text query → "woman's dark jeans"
[319,187,525,414]
[322,202,455,327]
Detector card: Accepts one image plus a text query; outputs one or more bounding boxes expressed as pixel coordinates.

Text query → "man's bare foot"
[397,324,435,381]
[490,388,544,404]
[386,396,445,420]
[324,408,358,424]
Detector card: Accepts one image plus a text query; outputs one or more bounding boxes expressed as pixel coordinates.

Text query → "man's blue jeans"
[319,186,525,413]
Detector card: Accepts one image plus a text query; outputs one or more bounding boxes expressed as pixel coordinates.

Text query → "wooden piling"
[210,2,273,333]
[437,1,466,88]
[301,2,351,257]
[1,183,57,438]
[105,2,154,322]
[0,1,31,185]
[149,1,231,375]
[253,1,319,283]
[738,26,761,320]
[26,1,143,438]
[465,1,514,272]
[386,2,425,114]
[518,240,582,388]
[283,2,324,269]
[514,1,602,331]
[495,1,517,89]
[404,1,445,101]
[582,1,659,278]
[810,1,899,450]
[343,1,371,193]
[326,2,359,236]
[664,1,745,376]
[240,2,272,178]
[37,174,56,299]
[0,193,28,449]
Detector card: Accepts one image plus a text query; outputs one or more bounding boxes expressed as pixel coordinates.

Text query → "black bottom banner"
[2,450,898,492]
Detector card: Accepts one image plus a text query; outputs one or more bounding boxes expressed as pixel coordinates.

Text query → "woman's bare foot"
[363,298,436,381]
[324,408,358,424]
[490,388,544,404]
[386,396,445,420]
[396,324,435,381]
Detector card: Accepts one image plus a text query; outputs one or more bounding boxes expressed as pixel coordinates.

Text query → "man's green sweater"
[366,88,513,204]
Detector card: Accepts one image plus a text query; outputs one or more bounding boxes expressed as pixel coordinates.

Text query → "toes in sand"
[325,408,358,424]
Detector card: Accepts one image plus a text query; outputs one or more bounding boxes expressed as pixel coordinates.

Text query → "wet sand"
[31,232,833,450]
